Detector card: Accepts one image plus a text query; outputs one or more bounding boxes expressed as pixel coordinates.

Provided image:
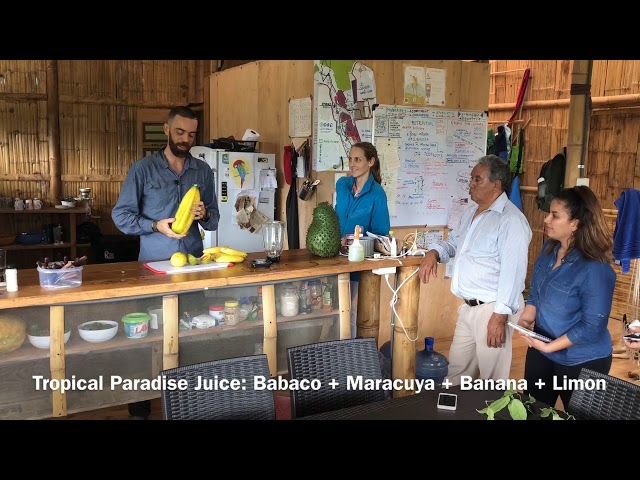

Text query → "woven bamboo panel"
[0,61,47,94]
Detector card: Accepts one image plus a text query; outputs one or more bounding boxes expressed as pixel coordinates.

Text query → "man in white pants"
[418,155,532,385]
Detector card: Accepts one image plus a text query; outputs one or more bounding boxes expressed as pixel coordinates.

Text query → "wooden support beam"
[566,60,592,188]
[338,273,351,339]
[50,305,66,417]
[391,267,420,398]
[490,92,640,112]
[46,60,61,203]
[356,271,381,342]
[162,295,179,370]
[262,284,277,377]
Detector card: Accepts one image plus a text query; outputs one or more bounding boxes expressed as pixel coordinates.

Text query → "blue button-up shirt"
[112,149,220,262]
[527,241,616,366]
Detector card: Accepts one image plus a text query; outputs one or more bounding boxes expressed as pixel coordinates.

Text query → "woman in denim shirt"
[518,186,616,409]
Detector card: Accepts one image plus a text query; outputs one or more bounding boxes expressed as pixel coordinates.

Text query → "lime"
[170,252,187,267]
[187,254,198,265]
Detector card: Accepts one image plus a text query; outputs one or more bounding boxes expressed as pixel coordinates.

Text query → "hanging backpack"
[536,147,567,212]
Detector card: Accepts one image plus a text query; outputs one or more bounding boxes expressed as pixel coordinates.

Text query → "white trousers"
[446,295,524,386]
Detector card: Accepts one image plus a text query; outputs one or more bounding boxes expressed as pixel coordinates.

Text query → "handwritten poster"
[289,97,312,138]
[372,105,487,227]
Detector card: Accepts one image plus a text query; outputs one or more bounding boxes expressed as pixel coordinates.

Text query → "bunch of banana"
[171,184,200,234]
[202,246,248,263]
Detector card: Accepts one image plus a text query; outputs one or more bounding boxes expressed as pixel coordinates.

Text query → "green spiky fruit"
[306,202,341,257]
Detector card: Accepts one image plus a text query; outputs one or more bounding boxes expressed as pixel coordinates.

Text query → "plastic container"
[37,265,83,290]
[121,312,151,339]
[224,300,240,326]
[415,337,449,386]
[147,305,163,330]
[208,304,225,324]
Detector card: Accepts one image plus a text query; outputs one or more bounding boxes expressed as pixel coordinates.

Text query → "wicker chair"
[287,338,386,419]
[566,368,640,420]
[160,354,276,420]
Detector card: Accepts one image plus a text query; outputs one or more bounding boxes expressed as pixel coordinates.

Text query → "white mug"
[33,198,43,210]
[14,198,24,211]
[25,199,33,210]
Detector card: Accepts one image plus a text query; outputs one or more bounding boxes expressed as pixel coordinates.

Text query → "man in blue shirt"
[112,106,220,419]
[112,106,220,262]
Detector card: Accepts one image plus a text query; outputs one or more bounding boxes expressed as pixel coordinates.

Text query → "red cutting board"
[144,260,233,275]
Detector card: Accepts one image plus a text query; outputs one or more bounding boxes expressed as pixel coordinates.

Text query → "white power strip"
[372,266,397,276]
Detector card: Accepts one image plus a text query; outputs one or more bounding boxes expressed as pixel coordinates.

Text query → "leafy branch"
[476,390,575,420]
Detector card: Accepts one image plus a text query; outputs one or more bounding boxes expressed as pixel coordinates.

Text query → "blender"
[262,221,285,263]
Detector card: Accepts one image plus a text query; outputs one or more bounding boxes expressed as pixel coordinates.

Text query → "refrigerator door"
[215,152,277,253]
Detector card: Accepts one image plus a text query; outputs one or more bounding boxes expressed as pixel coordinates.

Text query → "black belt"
[464,299,485,307]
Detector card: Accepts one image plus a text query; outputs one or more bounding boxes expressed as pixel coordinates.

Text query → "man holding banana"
[112,105,220,263]
[112,105,220,420]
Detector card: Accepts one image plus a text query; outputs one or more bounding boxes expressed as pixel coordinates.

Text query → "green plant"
[477,390,575,420]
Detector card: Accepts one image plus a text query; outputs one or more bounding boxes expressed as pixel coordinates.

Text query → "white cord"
[384,266,421,343]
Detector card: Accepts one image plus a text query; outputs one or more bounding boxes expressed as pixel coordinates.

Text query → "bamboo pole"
[337,273,351,339]
[49,305,66,417]
[565,60,593,188]
[356,271,381,341]
[262,284,277,377]
[490,92,640,112]
[46,60,61,203]
[392,266,420,398]
[162,295,179,369]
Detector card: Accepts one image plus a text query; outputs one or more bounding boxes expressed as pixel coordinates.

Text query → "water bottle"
[415,337,449,386]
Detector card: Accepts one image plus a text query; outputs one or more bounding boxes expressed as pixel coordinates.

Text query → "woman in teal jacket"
[335,141,391,338]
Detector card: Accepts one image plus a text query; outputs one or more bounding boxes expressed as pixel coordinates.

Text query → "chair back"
[567,368,640,420]
[161,354,275,420]
[287,338,386,419]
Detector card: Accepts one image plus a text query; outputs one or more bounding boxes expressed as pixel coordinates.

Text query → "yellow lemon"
[170,252,187,267]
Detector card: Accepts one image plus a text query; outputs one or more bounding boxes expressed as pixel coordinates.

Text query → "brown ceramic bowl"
[0,234,16,246]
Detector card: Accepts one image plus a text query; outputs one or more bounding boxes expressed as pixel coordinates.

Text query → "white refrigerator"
[190,146,278,253]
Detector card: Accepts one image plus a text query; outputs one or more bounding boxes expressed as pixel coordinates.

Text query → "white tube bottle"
[6,264,18,292]
[348,226,365,262]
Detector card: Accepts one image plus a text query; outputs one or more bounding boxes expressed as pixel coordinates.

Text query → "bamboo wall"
[488,60,640,325]
[209,60,490,346]
[0,60,214,249]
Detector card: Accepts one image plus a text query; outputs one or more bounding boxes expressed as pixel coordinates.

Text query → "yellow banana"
[203,246,225,255]
[220,247,248,257]
[216,254,246,263]
[171,184,200,234]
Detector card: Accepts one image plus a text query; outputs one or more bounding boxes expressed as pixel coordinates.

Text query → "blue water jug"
[415,337,448,386]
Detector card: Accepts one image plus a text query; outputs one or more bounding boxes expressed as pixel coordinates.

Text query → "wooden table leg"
[337,273,351,339]
[163,295,179,370]
[262,284,277,377]
[50,305,67,417]
[356,271,381,342]
[392,266,420,398]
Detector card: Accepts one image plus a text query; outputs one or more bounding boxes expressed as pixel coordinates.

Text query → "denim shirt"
[112,149,220,261]
[527,241,615,366]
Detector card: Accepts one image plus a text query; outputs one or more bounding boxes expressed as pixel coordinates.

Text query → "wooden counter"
[0,249,424,419]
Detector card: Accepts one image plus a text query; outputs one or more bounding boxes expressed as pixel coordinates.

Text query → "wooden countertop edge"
[1,250,424,308]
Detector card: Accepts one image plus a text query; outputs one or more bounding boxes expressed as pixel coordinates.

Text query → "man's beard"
[169,136,191,158]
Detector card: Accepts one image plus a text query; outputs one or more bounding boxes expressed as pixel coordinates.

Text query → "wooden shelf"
[4,243,91,251]
[0,207,89,214]
[0,309,339,367]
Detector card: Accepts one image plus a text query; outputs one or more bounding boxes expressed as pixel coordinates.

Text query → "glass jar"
[224,300,239,325]
[308,280,322,310]
[280,285,299,317]
[322,283,333,312]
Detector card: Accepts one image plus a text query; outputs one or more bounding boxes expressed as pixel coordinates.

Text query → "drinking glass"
[262,221,285,263]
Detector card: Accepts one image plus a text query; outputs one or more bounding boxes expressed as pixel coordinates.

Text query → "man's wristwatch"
[152,220,159,233]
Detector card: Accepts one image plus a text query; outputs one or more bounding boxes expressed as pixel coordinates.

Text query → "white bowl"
[78,320,118,343]
[61,200,76,207]
[28,330,71,349]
